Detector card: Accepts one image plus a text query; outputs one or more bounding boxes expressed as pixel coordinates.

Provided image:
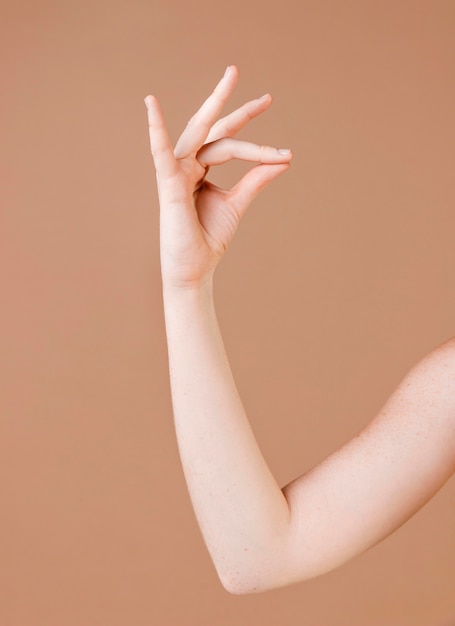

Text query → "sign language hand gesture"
[144,65,293,291]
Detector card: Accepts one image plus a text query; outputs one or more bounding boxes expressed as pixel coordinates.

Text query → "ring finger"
[204,94,272,144]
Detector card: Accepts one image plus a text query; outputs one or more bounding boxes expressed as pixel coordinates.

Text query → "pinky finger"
[144,95,179,179]
[228,162,291,220]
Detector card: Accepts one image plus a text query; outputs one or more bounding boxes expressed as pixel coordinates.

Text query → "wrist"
[162,272,215,300]
[162,274,217,333]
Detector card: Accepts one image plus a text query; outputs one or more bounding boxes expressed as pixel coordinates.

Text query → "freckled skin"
[145,66,455,594]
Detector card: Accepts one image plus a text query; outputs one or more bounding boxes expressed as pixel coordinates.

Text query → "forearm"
[162,275,290,594]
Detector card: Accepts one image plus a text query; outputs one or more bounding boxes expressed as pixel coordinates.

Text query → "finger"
[205,93,272,144]
[174,65,240,159]
[144,95,179,179]
[228,163,291,219]
[196,138,292,168]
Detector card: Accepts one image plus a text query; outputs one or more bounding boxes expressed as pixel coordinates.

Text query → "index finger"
[173,65,240,159]
[144,95,179,179]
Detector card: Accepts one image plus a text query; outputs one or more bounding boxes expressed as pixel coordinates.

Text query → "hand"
[144,65,293,290]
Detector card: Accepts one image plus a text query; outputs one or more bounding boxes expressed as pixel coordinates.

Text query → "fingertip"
[272,149,293,166]
[276,160,292,171]
[145,95,163,112]
[224,64,239,80]
[257,93,273,109]
[269,161,292,176]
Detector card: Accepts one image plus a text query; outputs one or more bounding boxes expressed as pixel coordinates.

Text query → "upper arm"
[280,337,455,585]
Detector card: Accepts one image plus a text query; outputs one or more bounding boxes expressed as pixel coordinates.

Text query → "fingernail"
[277,148,291,154]
[258,93,270,101]
[144,96,152,108]
[224,65,232,77]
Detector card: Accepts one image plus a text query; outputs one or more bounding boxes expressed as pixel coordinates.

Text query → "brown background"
[1,0,454,624]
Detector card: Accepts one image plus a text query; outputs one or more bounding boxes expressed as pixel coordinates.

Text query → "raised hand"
[144,65,293,290]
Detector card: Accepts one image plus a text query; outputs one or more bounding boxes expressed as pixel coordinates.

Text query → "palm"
[157,161,237,286]
[195,181,240,255]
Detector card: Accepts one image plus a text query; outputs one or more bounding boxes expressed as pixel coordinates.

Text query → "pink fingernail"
[278,148,291,154]
[224,65,232,77]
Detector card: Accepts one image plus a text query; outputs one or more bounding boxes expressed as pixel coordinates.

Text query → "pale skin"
[144,65,455,594]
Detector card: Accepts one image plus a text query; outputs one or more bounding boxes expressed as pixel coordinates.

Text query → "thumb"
[228,162,291,219]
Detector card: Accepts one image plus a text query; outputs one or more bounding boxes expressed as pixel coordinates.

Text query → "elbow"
[214,562,260,594]
[218,561,347,594]
[214,547,337,594]
[220,579,253,595]
[212,538,299,594]
[217,570,268,595]
[215,558,298,595]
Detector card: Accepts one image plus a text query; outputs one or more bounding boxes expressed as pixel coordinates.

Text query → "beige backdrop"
[1,0,454,624]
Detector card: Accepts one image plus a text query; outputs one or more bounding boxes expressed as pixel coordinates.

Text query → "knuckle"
[222,137,234,158]
[150,144,163,158]
[244,103,255,121]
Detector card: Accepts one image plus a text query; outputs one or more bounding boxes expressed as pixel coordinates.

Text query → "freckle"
[244,548,248,551]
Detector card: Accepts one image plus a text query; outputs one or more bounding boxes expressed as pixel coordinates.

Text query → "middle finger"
[174,65,240,159]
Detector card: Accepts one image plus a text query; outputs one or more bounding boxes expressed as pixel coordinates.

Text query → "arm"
[144,66,455,594]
